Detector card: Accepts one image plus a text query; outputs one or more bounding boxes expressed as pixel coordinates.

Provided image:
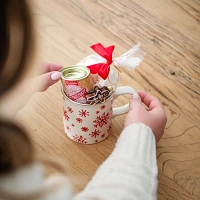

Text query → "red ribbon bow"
[87,43,115,80]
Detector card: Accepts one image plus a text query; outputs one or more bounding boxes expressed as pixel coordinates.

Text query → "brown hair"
[0,2,69,199]
[0,0,34,96]
[0,120,33,174]
[0,0,34,174]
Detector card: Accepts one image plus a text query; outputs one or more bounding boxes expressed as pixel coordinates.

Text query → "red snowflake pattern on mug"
[89,129,101,138]
[73,134,87,144]
[96,110,100,114]
[93,112,110,128]
[63,109,69,121]
[95,140,99,143]
[79,109,89,117]
[66,126,71,132]
[72,124,75,127]
[100,105,106,110]
[67,106,73,113]
[81,127,89,132]
[101,133,106,138]
[76,118,83,123]
[107,125,112,134]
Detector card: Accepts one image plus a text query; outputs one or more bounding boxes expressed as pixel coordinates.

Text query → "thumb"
[33,71,62,92]
[129,92,142,110]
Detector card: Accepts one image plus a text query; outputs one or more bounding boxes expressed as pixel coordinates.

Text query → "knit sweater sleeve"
[74,123,158,200]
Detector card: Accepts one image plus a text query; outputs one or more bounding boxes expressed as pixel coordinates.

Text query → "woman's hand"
[0,63,63,118]
[124,91,167,142]
[33,63,63,92]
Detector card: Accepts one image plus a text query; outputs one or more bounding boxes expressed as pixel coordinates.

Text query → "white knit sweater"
[0,123,158,200]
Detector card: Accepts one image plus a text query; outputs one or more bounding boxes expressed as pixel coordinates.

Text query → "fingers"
[42,62,63,74]
[138,90,163,110]
[34,71,62,92]
[32,62,63,92]
[129,93,142,110]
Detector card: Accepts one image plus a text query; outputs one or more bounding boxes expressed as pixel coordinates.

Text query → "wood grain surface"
[17,0,200,199]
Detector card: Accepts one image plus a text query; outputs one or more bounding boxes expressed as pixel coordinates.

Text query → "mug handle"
[112,86,135,118]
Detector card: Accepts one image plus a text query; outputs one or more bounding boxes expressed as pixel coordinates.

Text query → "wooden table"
[18,0,200,199]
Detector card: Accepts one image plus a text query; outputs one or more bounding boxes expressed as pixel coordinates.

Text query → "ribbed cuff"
[112,123,157,170]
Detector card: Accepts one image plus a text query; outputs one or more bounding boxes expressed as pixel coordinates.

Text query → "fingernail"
[51,72,62,81]
[132,93,140,100]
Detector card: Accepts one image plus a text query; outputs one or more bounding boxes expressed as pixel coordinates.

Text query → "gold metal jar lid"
[60,65,90,81]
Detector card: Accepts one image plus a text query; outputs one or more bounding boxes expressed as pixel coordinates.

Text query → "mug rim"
[61,87,114,106]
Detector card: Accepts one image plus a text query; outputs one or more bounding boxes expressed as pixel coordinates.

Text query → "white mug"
[62,86,135,144]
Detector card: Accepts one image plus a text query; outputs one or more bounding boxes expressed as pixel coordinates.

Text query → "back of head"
[0,120,33,174]
[0,2,70,199]
[0,0,34,96]
[0,0,34,175]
